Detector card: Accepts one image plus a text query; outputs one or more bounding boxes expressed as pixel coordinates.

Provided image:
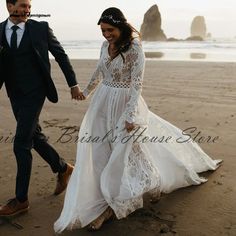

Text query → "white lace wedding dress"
[54,39,221,232]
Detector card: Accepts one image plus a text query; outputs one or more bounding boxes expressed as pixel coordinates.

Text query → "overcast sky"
[1,0,236,40]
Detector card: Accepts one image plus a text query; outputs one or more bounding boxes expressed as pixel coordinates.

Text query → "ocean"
[60,38,236,62]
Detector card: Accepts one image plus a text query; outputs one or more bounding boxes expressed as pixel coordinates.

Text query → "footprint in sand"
[213,180,223,186]
[43,119,69,128]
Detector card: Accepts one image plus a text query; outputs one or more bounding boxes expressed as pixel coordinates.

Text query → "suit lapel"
[26,20,43,59]
[26,20,37,47]
[0,20,8,44]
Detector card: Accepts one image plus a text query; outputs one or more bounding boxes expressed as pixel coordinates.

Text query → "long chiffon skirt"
[54,82,221,232]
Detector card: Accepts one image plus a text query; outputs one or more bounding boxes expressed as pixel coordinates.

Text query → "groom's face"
[7,0,31,23]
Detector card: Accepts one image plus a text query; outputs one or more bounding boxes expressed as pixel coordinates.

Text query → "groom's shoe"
[54,163,74,195]
[0,198,29,217]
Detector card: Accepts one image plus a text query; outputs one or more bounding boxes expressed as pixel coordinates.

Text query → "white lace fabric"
[83,39,145,123]
[54,39,221,233]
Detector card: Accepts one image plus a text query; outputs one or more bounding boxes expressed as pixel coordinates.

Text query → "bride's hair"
[98,7,140,57]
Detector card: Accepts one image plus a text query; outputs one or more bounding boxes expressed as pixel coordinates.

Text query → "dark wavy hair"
[6,0,18,4]
[98,7,140,60]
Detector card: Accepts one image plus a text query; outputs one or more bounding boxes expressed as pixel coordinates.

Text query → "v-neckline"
[107,43,119,62]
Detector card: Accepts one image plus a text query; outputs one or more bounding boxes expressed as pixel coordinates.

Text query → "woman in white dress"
[54,7,221,232]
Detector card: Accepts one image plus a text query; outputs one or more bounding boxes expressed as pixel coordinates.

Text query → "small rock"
[160,224,170,233]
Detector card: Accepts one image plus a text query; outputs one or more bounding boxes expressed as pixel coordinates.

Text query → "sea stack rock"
[191,16,207,39]
[140,5,167,41]
[206,32,212,39]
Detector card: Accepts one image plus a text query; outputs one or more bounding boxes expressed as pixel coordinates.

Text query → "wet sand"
[0,60,235,236]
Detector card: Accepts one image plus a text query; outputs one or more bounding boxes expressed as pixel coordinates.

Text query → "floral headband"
[100,15,123,24]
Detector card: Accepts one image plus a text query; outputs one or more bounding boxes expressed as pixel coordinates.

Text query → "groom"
[0,0,84,216]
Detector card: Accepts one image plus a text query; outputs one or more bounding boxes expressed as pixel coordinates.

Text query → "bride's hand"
[71,86,86,100]
[125,121,135,133]
[78,92,86,100]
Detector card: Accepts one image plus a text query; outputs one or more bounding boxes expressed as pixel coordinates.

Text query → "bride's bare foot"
[87,207,115,231]
[149,189,161,203]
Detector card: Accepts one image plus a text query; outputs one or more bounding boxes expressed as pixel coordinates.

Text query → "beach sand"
[0,60,235,236]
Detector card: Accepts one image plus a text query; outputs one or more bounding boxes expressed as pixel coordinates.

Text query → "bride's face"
[100,22,121,44]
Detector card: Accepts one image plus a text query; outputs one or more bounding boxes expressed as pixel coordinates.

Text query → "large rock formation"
[206,32,212,39]
[190,16,207,39]
[186,36,204,41]
[140,5,167,41]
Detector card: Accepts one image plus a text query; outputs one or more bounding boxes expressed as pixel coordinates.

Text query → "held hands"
[70,85,86,100]
[125,121,136,133]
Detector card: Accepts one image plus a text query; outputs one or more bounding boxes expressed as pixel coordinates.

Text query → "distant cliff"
[191,16,207,39]
[140,5,167,41]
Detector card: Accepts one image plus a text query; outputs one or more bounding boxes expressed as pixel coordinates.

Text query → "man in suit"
[0,0,85,216]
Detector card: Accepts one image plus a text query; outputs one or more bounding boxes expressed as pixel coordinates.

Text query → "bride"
[54,7,221,232]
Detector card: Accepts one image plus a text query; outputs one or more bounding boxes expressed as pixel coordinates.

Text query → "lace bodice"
[83,39,145,123]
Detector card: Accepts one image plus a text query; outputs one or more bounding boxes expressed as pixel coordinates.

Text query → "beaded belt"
[102,80,130,88]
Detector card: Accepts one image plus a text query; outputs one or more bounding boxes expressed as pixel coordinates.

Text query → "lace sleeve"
[124,40,145,123]
[82,42,105,97]
[82,66,101,97]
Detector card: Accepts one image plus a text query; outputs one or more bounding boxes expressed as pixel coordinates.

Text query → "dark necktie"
[11,25,19,50]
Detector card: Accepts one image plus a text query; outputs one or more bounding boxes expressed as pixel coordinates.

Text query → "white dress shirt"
[5,18,25,48]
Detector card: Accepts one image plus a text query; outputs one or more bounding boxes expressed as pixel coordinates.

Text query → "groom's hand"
[70,85,85,100]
